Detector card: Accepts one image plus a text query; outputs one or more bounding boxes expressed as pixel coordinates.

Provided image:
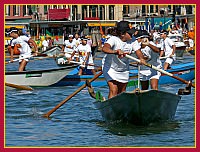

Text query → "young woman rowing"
[102,21,146,99]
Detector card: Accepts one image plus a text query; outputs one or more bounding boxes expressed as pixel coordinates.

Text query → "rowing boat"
[5,64,78,90]
[156,33,186,58]
[93,89,181,125]
[41,46,62,57]
[53,62,195,87]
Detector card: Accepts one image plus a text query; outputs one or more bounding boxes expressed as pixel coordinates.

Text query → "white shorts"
[103,67,129,83]
[80,64,95,69]
[19,54,31,62]
[189,39,194,47]
[57,58,66,64]
[79,57,94,70]
[64,53,72,58]
[165,57,175,65]
[139,69,161,81]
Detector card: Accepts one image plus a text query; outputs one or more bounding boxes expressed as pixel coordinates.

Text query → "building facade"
[5,4,195,43]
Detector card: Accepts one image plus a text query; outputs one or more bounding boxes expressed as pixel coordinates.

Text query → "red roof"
[48,9,70,20]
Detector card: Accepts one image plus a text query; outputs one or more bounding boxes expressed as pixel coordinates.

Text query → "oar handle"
[43,71,103,118]
[125,54,195,88]
[159,55,175,60]
[69,61,95,67]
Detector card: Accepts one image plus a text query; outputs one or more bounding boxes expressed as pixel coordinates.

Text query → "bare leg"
[117,82,127,94]
[163,62,170,70]
[107,80,127,99]
[107,80,118,99]
[78,67,83,75]
[18,60,27,71]
[150,79,159,90]
[91,69,96,75]
[141,80,149,90]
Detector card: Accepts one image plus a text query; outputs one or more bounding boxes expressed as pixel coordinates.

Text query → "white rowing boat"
[5,64,78,90]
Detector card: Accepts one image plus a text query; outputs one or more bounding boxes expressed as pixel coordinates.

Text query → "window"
[13,5,16,15]
[142,5,146,14]
[44,5,48,13]
[109,5,114,20]
[168,5,172,12]
[150,5,154,13]
[5,5,10,16]
[123,5,129,14]
[82,5,87,19]
[32,5,36,12]
[156,5,158,12]
[99,5,105,20]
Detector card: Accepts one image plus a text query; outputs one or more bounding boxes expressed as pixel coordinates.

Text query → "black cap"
[160,30,168,35]
[135,30,149,39]
[6,27,18,34]
[116,21,135,35]
[81,36,88,41]
[127,28,137,36]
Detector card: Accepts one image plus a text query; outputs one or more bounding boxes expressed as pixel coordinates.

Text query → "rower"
[7,28,32,71]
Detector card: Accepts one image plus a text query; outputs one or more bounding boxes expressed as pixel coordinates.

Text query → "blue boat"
[53,62,195,87]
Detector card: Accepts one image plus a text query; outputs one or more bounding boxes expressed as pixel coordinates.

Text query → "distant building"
[5,4,195,44]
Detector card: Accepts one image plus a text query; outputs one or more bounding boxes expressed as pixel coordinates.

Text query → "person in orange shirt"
[188,28,195,39]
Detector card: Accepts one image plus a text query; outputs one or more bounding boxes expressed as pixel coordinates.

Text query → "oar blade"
[5,82,33,91]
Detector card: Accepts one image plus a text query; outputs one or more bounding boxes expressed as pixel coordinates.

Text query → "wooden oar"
[5,82,33,91]
[159,55,175,60]
[125,54,195,88]
[5,55,34,64]
[5,55,19,58]
[43,71,103,118]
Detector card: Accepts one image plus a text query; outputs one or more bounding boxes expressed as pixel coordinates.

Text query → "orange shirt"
[188,31,195,40]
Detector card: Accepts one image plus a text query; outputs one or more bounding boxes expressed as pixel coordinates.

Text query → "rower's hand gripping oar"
[125,54,195,88]
[43,71,103,118]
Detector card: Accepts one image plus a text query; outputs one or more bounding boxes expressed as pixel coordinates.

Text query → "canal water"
[5,52,195,147]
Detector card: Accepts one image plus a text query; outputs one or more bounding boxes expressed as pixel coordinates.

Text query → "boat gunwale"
[5,64,78,75]
[94,89,181,106]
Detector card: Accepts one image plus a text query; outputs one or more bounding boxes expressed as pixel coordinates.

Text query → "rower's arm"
[160,50,164,57]
[172,45,176,55]
[28,39,38,53]
[102,43,119,54]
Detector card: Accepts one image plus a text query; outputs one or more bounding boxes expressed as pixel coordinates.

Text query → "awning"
[88,23,116,27]
[48,9,70,20]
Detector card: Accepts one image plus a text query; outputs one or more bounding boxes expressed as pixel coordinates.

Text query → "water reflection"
[97,120,180,136]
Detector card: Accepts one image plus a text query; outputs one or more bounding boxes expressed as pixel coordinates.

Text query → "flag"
[46,29,52,37]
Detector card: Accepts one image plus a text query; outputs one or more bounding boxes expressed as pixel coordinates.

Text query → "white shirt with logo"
[75,44,94,69]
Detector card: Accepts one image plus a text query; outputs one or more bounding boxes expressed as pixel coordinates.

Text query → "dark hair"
[107,27,117,36]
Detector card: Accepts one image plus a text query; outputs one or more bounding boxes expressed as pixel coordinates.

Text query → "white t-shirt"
[161,37,175,57]
[102,36,141,83]
[20,35,30,43]
[42,40,48,47]
[63,40,75,53]
[73,38,81,48]
[75,44,94,69]
[140,41,162,70]
[11,37,32,55]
